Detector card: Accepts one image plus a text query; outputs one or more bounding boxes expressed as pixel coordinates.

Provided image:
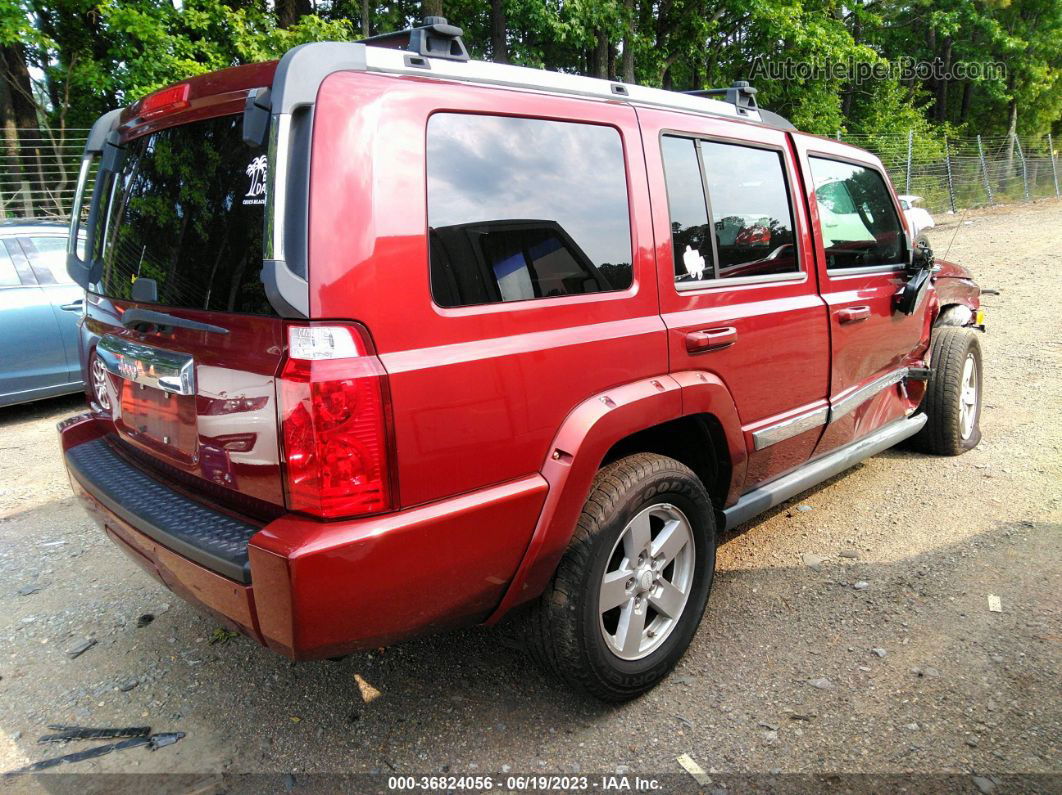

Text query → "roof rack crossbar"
[359,16,469,62]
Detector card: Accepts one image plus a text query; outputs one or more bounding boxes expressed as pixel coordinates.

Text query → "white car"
[897,194,935,241]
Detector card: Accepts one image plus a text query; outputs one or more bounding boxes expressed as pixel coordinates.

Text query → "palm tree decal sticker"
[244,155,268,204]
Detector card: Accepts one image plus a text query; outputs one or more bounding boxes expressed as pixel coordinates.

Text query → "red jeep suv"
[60,18,984,700]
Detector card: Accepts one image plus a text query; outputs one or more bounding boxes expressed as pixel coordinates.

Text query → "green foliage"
[8,0,1060,137]
[29,0,356,125]
[850,78,951,158]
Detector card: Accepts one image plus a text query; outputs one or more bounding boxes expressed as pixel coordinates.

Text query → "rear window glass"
[427,113,633,308]
[95,114,273,314]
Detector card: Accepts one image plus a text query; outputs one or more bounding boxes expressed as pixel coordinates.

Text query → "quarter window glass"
[0,245,18,287]
[699,141,798,279]
[661,136,714,282]
[427,113,633,307]
[26,237,77,284]
[809,157,904,269]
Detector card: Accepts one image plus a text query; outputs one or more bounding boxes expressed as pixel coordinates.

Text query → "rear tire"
[524,453,716,702]
[912,326,983,455]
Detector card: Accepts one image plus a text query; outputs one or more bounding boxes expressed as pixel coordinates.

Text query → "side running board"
[723,414,928,531]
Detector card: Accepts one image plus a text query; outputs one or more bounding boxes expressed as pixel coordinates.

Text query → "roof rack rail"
[681,80,794,129]
[359,16,470,62]
[684,81,758,115]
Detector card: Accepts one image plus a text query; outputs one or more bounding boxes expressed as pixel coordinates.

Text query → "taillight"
[278,324,394,518]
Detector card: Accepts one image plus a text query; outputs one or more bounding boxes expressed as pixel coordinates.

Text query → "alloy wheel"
[91,353,112,413]
[598,503,696,661]
[959,352,978,440]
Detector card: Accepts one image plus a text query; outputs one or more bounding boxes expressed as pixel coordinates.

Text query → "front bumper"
[60,414,547,659]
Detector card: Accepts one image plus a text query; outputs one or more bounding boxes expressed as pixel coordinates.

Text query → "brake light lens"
[139,84,190,118]
[278,324,394,518]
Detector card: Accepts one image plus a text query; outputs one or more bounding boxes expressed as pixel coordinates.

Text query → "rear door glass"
[661,136,713,281]
[661,135,799,284]
[96,114,274,314]
[700,141,798,279]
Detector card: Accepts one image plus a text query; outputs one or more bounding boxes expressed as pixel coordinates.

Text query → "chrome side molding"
[723,413,927,531]
[830,367,909,423]
[753,367,910,452]
[96,335,196,396]
[752,406,829,451]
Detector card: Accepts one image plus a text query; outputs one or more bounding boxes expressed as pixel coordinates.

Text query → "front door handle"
[685,327,737,354]
[838,306,871,324]
[60,299,84,312]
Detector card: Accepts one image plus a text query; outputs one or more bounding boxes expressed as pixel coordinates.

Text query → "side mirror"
[896,237,934,315]
[911,238,934,272]
[902,227,933,272]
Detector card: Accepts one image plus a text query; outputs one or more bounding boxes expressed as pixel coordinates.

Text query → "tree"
[490,0,506,63]
[277,0,313,29]
[0,0,1057,216]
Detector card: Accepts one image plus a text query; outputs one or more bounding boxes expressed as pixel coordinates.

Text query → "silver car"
[0,221,85,407]
[897,194,935,242]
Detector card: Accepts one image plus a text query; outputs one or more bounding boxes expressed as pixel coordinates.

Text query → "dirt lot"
[1,200,1059,788]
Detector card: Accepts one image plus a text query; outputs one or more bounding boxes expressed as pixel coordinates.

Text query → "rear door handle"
[685,327,738,354]
[60,299,84,312]
[837,306,870,324]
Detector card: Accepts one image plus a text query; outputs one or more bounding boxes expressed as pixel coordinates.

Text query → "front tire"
[524,454,716,701]
[913,326,983,455]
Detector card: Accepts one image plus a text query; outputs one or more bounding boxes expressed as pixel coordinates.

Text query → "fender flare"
[669,370,747,506]
[485,371,745,624]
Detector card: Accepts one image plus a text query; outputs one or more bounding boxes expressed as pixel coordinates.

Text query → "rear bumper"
[60,414,547,659]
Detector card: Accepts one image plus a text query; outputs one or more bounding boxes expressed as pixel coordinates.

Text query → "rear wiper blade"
[122,308,229,335]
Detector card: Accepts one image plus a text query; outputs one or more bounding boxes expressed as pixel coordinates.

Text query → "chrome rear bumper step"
[723,414,928,531]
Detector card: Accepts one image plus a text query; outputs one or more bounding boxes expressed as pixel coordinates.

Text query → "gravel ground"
[0,200,1059,787]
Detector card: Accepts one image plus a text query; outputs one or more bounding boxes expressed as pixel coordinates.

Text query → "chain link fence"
[1,126,1058,222]
[840,131,1060,214]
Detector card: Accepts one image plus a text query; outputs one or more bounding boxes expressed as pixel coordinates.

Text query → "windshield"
[95,114,274,315]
